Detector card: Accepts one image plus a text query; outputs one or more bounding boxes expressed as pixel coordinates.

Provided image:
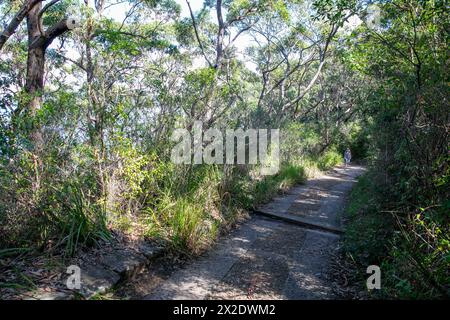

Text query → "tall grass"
[250,164,306,204]
[149,195,218,254]
[141,162,307,255]
[0,148,110,256]
[56,183,110,256]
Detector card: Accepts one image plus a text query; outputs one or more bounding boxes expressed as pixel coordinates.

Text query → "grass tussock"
[143,163,307,255]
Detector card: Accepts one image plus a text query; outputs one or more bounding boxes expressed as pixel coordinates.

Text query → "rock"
[136,242,164,260]
[69,244,164,299]
[79,263,120,299]
[24,290,72,300]
[38,291,72,300]
[99,249,147,278]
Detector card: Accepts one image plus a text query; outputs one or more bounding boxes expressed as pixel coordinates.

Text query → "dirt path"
[127,165,365,300]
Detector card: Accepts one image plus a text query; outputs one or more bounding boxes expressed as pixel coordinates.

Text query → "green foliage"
[1,0,447,300]
[344,172,450,299]
[175,18,195,46]
[313,0,357,24]
[344,174,392,266]
[41,0,77,28]
[148,194,218,254]
[55,182,110,256]
[334,122,370,161]
[133,161,307,255]
[316,148,342,171]
[339,0,449,298]
[144,165,223,254]
[281,122,322,162]
[251,164,307,204]
[185,67,217,89]
[0,145,110,255]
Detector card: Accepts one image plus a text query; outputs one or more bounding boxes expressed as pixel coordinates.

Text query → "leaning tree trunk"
[25,3,45,192]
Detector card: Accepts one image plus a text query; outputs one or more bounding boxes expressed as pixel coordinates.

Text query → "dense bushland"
[1,0,355,259]
[341,0,449,299]
[0,131,342,257]
[0,0,447,300]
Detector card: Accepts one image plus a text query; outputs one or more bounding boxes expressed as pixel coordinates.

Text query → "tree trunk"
[24,3,44,192]
[25,3,45,153]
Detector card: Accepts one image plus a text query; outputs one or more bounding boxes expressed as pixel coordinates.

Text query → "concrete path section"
[256,165,366,232]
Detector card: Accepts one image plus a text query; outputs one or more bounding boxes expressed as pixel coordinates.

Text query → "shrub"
[317,149,342,171]
[343,172,450,299]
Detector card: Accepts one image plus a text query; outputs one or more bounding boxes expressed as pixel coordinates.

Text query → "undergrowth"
[343,171,450,299]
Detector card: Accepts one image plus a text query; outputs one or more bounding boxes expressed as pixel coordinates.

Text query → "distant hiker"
[344,148,352,167]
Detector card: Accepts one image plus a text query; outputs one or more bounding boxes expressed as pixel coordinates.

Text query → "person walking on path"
[344,148,352,167]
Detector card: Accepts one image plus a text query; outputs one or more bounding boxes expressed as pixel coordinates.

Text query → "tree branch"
[226,5,258,26]
[280,23,339,112]
[37,0,62,36]
[186,0,212,67]
[30,18,70,49]
[215,0,225,68]
[0,0,42,51]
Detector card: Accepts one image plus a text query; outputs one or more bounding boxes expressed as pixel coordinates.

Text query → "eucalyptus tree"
[0,0,78,159]
[175,0,293,129]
